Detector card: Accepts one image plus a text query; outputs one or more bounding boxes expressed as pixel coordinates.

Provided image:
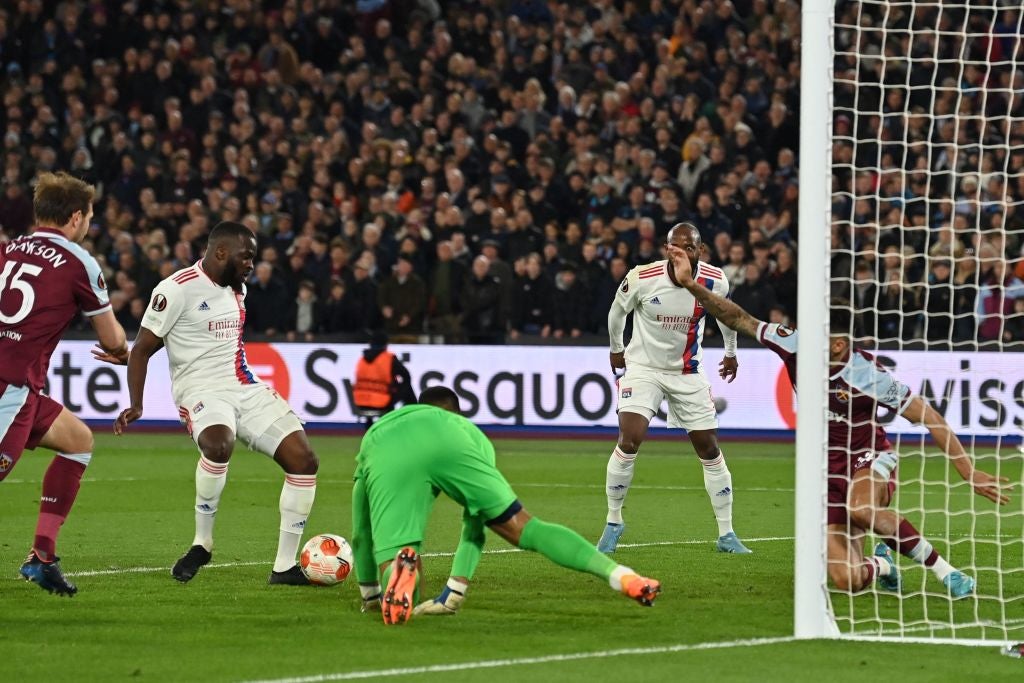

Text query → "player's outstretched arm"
[666,245,761,339]
[89,309,129,365]
[113,327,164,435]
[901,396,1011,505]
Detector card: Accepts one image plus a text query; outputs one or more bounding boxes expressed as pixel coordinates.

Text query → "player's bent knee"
[848,506,875,531]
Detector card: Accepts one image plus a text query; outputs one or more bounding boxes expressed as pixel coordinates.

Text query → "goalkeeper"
[666,245,1010,598]
[351,386,661,624]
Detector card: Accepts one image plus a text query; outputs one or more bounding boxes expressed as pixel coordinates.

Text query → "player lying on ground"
[0,172,130,596]
[666,245,1010,597]
[351,386,661,624]
[113,221,319,585]
[601,222,751,555]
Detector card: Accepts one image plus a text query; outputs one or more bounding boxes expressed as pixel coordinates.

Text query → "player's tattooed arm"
[666,245,761,339]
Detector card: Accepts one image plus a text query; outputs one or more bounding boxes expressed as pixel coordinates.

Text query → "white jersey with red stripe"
[609,260,737,374]
[140,261,261,404]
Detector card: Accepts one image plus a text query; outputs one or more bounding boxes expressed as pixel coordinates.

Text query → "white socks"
[193,455,228,551]
[909,538,955,581]
[605,446,636,524]
[702,451,734,537]
[275,474,317,572]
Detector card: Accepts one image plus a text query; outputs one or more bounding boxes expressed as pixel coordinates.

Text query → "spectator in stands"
[551,262,589,339]
[510,253,553,340]
[732,263,778,324]
[427,240,465,341]
[288,280,321,342]
[246,262,291,336]
[321,279,362,335]
[377,254,426,341]
[461,255,505,345]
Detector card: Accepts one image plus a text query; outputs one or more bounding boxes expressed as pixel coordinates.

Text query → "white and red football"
[299,533,354,586]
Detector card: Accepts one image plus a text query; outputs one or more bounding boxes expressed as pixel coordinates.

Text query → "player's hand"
[665,244,695,285]
[92,343,129,365]
[719,355,739,382]
[114,406,143,435]
[969,470,1012,505]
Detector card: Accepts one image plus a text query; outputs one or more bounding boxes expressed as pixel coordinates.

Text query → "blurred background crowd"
[0,0,1020,347]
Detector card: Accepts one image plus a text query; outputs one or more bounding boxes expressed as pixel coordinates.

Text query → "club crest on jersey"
[855,452,876,469]
[649,296,661,305]
[833,387,850,403]
[151,293,168,312]
[621,387,632,399]
[0,453,12,472]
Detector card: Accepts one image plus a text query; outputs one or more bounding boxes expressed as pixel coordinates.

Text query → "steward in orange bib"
[352,331,416,429]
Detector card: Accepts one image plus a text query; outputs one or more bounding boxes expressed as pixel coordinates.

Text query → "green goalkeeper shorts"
[358,405,518,565]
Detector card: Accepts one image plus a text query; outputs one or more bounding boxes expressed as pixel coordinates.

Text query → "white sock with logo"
[193,455,228,551]
[606,446,636,524]
[275,474,316,572]
[701,451,734,537]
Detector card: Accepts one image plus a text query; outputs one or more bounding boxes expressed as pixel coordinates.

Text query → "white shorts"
[616,366,718,431]
[177,383,303,457]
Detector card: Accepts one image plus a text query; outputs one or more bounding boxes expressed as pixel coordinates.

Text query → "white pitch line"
[64,536,795,578]
[240,636,801,683]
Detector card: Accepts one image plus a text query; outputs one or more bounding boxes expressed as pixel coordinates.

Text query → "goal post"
[795,0,837,641]
[797,0,1024,646]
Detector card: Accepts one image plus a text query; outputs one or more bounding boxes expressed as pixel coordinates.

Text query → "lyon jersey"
[609,260,737,374]
[0,228,110,391]
[141,262,260,402]
[756,322,913,471]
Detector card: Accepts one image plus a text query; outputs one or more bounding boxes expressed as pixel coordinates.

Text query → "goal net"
[797,0,1024,645]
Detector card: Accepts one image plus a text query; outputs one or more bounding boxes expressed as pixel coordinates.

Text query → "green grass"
[1,434,1022,682]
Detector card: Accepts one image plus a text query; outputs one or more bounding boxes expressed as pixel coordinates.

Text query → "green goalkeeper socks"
[518,517,617,581]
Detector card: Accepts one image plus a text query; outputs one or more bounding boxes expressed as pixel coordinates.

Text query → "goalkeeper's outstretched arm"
[899,396,1011,505]
[666,246,761,339]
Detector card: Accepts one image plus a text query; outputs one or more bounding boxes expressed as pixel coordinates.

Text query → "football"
[299,534,354,586]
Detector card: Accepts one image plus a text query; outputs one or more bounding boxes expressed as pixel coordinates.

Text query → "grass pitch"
[1,433,1022,682]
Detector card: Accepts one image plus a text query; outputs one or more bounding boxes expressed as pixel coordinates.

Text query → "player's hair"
[208,221,255,248]
[667,222,701,246]
[829,301,853,339]
[418,386,461,413]
[33,172,95,227]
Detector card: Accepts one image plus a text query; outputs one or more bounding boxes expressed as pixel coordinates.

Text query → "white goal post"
[796,0,1023,646]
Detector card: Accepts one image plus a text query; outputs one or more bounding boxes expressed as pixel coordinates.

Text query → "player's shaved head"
[419,386,461,414]
[667,222,701,247]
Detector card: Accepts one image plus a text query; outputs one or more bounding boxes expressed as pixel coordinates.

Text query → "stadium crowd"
[0,0,1020,347]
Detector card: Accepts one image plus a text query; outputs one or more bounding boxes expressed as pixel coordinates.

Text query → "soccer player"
[113,221,319,585]
[666,245,1010,597]
[0,172,129,595]
[600,222,752,554]
[352,386,661,625]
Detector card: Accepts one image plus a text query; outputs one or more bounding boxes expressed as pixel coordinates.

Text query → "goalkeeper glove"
[413,577,468,616]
